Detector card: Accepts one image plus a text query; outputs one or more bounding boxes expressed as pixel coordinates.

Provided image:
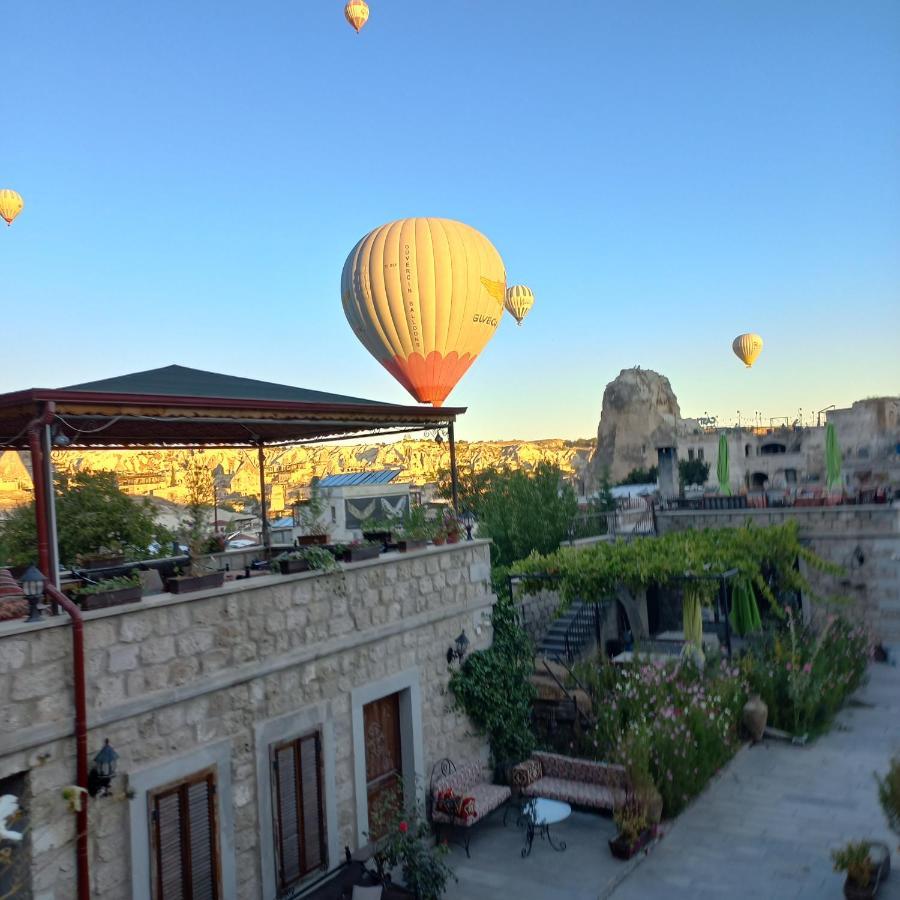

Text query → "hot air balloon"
[344,0,369,32]
[341,217,507,406]
[732,333,763,368]
[0,190,24,227]
[504,284,534,326]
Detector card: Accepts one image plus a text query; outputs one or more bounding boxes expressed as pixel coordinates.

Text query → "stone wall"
[656,505,900,641]
[0,541,495,900]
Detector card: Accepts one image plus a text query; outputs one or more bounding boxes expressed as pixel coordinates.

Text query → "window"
[149,769,220,900]
[697,448,704,461]
[272,733,327,892]
[688,448,695,461]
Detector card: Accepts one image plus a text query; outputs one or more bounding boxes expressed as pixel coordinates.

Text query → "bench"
[510,751,631,812]
[428,758,511,856]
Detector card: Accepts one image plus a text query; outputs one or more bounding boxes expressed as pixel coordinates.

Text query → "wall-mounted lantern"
[461,510,475,541]
[88,740,118,797]
[446,630,470,665]
[18,564,46,623]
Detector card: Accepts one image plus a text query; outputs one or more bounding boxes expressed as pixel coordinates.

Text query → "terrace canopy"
[0,365,465,583]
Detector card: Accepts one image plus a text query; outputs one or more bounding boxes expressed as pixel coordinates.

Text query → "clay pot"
[742,694,768,742]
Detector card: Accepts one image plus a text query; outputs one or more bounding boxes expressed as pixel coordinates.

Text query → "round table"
[520,798,571,857]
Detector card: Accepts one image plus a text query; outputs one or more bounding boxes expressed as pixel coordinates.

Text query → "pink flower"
[399,821,408,833]
[785,662,792,671]
[802,663,812,674]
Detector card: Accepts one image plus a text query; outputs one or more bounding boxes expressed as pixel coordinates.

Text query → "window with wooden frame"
[271,731,327,893]
[149,767,221,900]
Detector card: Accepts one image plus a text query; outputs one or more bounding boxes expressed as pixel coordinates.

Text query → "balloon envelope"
[344,0,369,32]
[0,190,24,227]
[341,217,507,406]
[732,333,763,368]
[504,284,534,326]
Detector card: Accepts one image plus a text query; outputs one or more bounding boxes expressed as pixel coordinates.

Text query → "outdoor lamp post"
[88,739,118,797]
[446,630,470,665]
[19,564,46,623]
[461,509,475,541]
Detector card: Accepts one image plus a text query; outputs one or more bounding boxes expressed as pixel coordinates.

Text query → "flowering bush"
[744,610,870,736]
[578,655,747,817]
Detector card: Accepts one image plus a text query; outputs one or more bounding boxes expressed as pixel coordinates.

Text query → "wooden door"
[363,692,403,836]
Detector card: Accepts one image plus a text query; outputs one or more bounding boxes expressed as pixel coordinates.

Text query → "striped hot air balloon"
[344,0,369,32]
[0,190,24,227]
[732,333,763,368]
[504,284,534,326]
[341,217,507,406]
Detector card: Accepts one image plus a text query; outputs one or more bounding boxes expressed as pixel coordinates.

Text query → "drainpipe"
[26,402,56,575]
[45,583,90,900]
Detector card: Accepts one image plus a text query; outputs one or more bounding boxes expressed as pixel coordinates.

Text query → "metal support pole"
[257,443,270,551]
[42,425,61,588]
[720,576,733,657]
[28,430,51,577]
[448,421,460,516]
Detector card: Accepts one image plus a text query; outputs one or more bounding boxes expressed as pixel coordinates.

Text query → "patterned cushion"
[434,788,476,820]
[511,758,542,789]
[533,752,628,789]
[521,776,625,811]
[431,781,510,827]
[432,761,482,796]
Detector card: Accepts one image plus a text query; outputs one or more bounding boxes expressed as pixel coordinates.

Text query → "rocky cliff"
[591,368,681,483]
[0,438,594,514]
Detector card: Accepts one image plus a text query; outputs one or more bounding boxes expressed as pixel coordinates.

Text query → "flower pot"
[397,539,428,553]
[433,535,446,546]
[363,529,393,546]
[278,558,310,575]
[343,544,381,563]
[842,842,891,899]
[78,585,142,611]
[445,533,460,544]
[296,534,329,546]
[608,827,656,860]
[843,877,877,900]
[742,694,768,742]
[80,554,126,570]
[166,571,225,594]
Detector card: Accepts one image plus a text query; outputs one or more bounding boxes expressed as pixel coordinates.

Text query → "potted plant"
[330,540,381,563]
[76,574,142,611]
[876,755,900,837]
[442,513,461,545]
[78,543,127,570]
[294,490,330,545]
[609,793,657,860]
[396,506,434,553]
[361,515,395,547]
[831,841,891,899]
[271,550,311,575]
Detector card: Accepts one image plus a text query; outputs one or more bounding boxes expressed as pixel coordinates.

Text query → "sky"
[2,0,898,441]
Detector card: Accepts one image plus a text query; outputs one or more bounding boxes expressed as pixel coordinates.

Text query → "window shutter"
[272,732,327,892]
[150,770,220,900]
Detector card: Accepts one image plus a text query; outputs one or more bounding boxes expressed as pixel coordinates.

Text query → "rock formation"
[590,368,681,484]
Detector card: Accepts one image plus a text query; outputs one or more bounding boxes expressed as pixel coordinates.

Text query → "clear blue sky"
[3,1,898,440]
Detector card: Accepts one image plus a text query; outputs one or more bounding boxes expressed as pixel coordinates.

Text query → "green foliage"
[743,611,870,736]
[619,466,657,486]
[77,574,141,596]
[831,841,875,886]
[294,489,330,536]
[449,598,536,769]
[577,655,746,817]
[876,755,900,835]
[399,504,438,541]
[513,522,840,611]
[678,458,710,487]
[0,472,170,567]
[272,546,339,572]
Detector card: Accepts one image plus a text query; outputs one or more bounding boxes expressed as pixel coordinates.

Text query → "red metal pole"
[45,583,90,900]
[27,403,56,576]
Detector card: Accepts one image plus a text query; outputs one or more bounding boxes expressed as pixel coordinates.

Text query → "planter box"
[396,539,428,553]
[278,558,311,575]
[79,585,142,611]
[335,544,381,564]
[296,535,329,546]
[362,530,393,546]
[80,555,126,570]
[166,571,225,594]
[608,827,656,861]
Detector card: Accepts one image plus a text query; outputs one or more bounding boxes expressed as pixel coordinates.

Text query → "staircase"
[537,600,596,661]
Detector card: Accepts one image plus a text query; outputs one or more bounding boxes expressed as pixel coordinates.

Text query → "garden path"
[609,660,900,900]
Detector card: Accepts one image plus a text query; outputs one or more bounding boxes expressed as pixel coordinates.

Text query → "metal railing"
[568,498,657,542]
[562,600,605,663]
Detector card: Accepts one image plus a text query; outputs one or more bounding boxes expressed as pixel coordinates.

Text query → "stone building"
[0,542,495,900]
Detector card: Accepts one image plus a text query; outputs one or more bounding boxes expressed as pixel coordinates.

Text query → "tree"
[0,471,170,567]
[619,466,658,486]
[679,458,711,488]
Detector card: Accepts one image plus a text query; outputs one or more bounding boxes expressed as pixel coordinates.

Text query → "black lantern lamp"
[461,510,475,541]
[446,630,470,665]
[19,564,46,623]
[88,739,118,797]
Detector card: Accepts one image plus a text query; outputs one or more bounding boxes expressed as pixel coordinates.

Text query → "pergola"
[0,364,465,585]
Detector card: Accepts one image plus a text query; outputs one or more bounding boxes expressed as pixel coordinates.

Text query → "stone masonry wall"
[0,541,495,900]
[656,505,900,642]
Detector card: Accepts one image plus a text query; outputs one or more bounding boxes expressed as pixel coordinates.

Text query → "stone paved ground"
[610,661,900,900]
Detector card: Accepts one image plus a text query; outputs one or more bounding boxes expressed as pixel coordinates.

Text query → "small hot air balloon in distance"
[504,284,534,326]
[344,0,369,33]
[0,190,24,227]
[732,332,763,368]
[342,217,508,406]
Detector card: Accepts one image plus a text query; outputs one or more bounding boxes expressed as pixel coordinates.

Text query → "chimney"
[657,445,679,500]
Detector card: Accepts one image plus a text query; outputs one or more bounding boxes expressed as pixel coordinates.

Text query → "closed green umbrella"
[716,433,731,496]
[826,423,843,491]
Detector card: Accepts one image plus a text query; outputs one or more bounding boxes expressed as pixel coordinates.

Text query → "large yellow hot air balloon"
[344,0,369,32]
[732,332,763,368]
[504,284,534,326]
[0,190,24,227]
[342,217,507,406]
